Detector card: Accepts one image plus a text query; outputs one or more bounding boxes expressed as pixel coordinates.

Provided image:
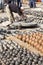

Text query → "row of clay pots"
[15,32,43,53]
[0,40,43,65]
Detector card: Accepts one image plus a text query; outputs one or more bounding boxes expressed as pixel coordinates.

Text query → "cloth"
[9,3,23,15]
[5,0,23,15]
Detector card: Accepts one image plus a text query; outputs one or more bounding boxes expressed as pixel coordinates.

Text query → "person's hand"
[21,7,24,11]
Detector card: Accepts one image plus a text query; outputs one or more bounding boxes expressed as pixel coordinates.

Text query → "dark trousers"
[17,0,22,8]
[29,1,36,8]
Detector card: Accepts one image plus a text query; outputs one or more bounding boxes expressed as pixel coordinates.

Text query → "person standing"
[29,0,36,8]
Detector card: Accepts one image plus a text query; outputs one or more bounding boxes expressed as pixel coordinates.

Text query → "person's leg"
[29,1,33,8]
[31,2,33,8]
[30,2,33,8]
[33,2,36,8]
[17,0,20,6]
[6,4,15,22]
[19,0,22,8]
[17,0,22,8]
